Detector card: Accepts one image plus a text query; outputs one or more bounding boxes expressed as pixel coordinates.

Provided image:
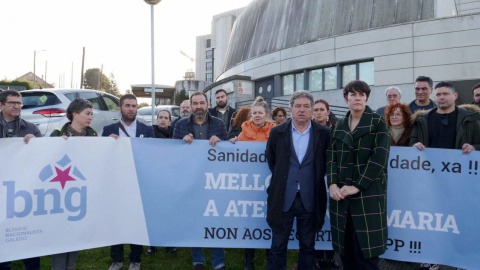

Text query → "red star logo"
[50,166,76,189]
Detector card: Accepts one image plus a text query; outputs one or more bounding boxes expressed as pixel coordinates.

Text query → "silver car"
[20,89,121,137]
[137,105,180,125]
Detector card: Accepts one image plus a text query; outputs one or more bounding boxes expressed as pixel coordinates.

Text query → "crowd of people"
[0,76,479,270]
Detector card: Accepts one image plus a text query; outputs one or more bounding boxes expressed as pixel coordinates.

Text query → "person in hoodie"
[229,96,275,270]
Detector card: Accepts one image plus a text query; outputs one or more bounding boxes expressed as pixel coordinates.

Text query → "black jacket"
[153,125,173,139]
[410,105,480,150]
[266,120,331,232]
[173,112,228,140]
[208,106,236,131]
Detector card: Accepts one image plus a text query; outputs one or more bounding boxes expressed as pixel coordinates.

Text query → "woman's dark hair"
[314,99,330,111]
[232,107,251,128]
[67,98,93,121]
[343,80,371,99]
[272,106,287,119]
[385,102,412,129]
[157,109,171,121]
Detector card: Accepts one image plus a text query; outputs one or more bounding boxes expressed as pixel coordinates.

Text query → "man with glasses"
[0,90,40,142]
[0,90,40,269]
[376,86,402,117]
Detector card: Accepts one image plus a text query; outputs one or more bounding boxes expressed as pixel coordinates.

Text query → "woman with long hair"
[228,107,251,139]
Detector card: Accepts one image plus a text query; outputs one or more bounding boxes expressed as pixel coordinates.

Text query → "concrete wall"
[456,0,480,15]
[218,13,480,110]
[195,34,210,81]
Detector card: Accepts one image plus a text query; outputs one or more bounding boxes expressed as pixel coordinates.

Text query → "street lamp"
[34,50,46,89]
[143,0,162,124]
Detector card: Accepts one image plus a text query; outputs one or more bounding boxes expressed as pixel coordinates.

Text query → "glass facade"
[282,74,294,96]
[359,61,374,85]
[324,67,337,90]
[308,69,323,92]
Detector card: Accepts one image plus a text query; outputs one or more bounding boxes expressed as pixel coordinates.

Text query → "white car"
[20,89,122,136]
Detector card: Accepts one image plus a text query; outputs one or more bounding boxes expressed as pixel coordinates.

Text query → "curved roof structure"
[223,0,434,72]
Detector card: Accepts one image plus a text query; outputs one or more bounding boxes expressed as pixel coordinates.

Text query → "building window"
[359,61,374,85]
[206,50,213,59]
[283,74,294,96]
[341,61,374,86]
[282,72,304,95]
[342,64,357,87]
[206,62,212,71]
[296,73,304,90]
[324,67,338,90]
[308,69,323,92]
[206,73,213,82]
[206,39,211,48]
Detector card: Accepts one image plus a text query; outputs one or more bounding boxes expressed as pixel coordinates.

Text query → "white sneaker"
[108,262,123,270]
[129,262,140,270]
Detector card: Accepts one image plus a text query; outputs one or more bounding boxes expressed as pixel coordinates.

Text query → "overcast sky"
[0,0,252,93]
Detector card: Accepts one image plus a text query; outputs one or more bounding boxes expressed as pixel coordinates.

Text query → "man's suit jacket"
[266,120,330,232]
[101,121,154,138]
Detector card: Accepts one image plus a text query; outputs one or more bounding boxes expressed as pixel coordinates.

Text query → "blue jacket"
[101,120,154,138]
[173,112,228,140]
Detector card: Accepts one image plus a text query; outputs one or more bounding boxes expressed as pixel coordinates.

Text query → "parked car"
[137,105,180,125]
[19,89,122,137]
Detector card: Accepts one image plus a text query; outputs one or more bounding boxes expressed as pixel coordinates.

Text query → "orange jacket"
[237,120,276,142]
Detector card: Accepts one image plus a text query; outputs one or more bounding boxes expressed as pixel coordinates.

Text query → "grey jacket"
[0,117,41,138]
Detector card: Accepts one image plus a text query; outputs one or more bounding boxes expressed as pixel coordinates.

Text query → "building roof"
[16,72,54,88]
[223,0,435,72]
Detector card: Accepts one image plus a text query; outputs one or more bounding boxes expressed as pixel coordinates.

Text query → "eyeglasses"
[5,101,23,107]
[389,113,403,118]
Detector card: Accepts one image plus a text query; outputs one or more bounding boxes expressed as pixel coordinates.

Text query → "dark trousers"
[0,257,40,270]
[341,213,379,270]
[110,244,143,263]
[267,193,316,270]
[244,248,270,267]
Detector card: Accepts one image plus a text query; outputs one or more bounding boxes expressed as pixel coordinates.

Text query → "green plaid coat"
[327,106,390,259]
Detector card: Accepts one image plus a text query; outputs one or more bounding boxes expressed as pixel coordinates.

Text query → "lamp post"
[143,0,162,124]
[33,50,46,89]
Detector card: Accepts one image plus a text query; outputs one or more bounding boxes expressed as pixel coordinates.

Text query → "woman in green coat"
[50,98,97,270]
[327,80,390,269]
[50,98,97,138]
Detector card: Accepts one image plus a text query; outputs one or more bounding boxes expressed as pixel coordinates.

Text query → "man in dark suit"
[208,89,236,132]
[102,94,153,270]
[266,90,330,270]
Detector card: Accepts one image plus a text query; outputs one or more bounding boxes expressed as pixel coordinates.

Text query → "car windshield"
[21,92,61,109]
